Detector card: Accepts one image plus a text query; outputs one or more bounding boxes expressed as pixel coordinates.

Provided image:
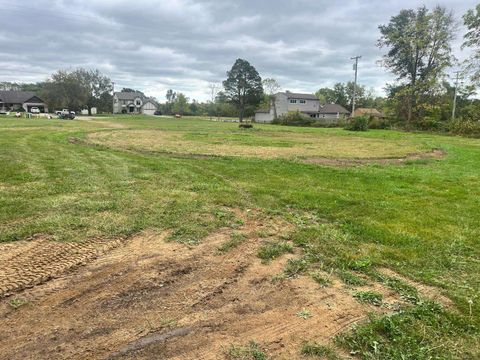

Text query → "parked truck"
[57,109,76,120]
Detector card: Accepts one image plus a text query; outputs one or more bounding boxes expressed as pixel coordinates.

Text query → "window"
[289,99,297,104]
[299,99,306,104]
[136,100,141,106]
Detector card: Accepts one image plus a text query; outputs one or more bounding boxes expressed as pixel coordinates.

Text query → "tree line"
[3,4,480,135]
[1,69,113,114]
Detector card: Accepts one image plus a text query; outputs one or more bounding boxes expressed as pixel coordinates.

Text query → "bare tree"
[262,78,281,119]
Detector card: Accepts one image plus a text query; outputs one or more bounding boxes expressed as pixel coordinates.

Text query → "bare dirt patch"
[0,213,448,359]
[303,149,445,167]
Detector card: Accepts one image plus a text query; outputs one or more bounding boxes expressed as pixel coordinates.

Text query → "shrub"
[274,110,315,127]
[415,116,443,131]
[368,117,391,129]
[449,118,480,138]
[344,115,369,131]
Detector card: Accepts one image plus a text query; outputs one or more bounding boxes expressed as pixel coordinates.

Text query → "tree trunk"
[272,96,277,120]
[239,105,244,123]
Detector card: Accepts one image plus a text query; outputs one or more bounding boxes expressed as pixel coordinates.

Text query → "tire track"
[0,237,123,296]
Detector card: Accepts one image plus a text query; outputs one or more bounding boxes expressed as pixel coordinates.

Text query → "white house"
[255,91,349,124]
[113,91,158,115]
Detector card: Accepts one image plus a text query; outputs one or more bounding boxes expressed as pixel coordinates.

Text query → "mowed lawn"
[1,115,479,358]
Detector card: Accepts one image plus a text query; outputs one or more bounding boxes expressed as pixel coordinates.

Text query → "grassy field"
[0,115,479,358]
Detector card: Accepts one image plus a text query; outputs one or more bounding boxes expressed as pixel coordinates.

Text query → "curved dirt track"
[0,212,418,359]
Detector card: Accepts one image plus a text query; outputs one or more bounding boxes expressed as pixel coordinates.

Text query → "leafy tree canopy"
[223,58,263,122]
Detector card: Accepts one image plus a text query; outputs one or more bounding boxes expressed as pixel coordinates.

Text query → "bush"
[415,116,443,131]
[344,115,369,131]
[368,117,391,129]
[273,110,315,127]
[449,118,480,138]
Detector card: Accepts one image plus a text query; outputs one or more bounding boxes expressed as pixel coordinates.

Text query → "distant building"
[255,91,349,124]
[353,108,386,119]
[0,91,48,113]
[113,91,158,115]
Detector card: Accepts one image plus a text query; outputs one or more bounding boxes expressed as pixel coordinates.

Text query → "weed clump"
[353,291,383,306]
[301,342,339,359]
[257,241,294,263]
[225,341,268,360]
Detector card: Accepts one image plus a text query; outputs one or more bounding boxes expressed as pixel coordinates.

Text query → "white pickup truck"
[56,109,76,120]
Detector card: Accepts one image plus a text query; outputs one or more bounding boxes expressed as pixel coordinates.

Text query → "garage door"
[142,109,155,115]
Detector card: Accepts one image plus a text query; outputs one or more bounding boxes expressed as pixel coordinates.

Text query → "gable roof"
[279,91,319,100]
[319,104,350,114]
[353,108,385,117]
[0,91,45,104]
[115,91,145,101]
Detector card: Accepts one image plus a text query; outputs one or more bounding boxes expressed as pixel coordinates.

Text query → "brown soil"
[0,213,445,359]
[0,236,124,297]
[303,149,445,167]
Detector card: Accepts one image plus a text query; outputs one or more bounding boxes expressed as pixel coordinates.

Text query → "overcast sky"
[1,0,477,101]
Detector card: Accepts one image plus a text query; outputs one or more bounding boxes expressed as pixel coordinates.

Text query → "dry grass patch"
[87,129,432,160]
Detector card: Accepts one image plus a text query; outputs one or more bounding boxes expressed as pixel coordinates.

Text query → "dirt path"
[0,213,414,359]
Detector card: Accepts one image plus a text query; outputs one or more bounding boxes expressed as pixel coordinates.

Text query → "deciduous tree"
[463,4,480,84]
[262,78,281,119]
[378,6,455,126]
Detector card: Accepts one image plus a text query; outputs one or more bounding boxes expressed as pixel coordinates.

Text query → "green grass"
[225,341,268,360]
[353,291,383,306]
[257,241,294,262]
[337,301,477,359]
[217,231,247,253]
[1,115,479,357]
[301,342,340,359]
[311,271,333,287]
[336,270,368,287]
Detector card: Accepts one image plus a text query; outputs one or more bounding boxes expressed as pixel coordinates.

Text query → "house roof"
[114,91,145,101]
[255,108,270,114]
[353,108,385,117]
[280,91,319,100]
[0,91,45,104]
[319,104,350,114]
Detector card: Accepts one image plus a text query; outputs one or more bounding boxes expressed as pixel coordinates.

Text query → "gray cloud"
[0,0,476,101]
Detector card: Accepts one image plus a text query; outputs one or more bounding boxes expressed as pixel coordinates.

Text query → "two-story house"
[113,91,158,115]
[255,91,349,124]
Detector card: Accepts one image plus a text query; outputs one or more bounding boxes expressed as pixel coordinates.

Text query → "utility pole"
[351,55,361,117]
[112,81,115,115]
[451,71,460,121]
[207,83,219,121]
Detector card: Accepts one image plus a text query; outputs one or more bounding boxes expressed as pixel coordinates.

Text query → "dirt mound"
[303,149,445,167]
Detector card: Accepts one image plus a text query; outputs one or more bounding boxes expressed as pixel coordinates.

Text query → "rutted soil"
[0,212,441,359]
[0,237,124,296]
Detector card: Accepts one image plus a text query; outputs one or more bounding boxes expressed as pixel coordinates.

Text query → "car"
[30,107,40,114]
